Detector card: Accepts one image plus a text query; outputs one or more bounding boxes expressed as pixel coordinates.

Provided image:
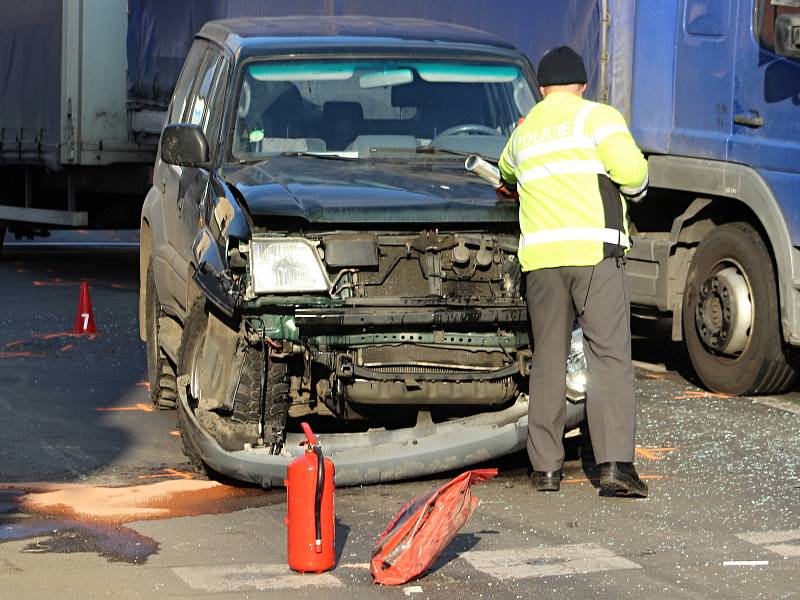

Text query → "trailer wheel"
[682,222,797,394]
[145,263,177,409]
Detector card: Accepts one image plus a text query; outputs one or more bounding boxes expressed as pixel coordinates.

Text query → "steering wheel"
[431,123,498,144]
[431,123,498,143]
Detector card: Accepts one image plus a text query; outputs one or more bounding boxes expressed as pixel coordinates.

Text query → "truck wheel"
[145,263,177,409]
[682,222,797,395]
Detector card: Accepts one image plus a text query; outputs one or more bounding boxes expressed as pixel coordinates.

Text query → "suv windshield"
[230,58,535,162]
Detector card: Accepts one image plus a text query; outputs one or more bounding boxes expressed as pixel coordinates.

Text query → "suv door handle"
[733,113,764,128]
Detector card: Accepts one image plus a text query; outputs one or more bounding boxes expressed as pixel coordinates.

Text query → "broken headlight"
[565,327,587,402]
[250,238,329,293]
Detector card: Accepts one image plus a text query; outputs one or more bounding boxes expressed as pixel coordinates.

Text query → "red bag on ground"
[370,468,497,585]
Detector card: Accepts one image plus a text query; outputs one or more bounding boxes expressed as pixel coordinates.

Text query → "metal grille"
[360,249,430,297]
[442,278,494,298]
[361,344,506,369]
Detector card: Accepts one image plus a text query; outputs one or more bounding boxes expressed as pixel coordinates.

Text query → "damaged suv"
[140,17,586,487]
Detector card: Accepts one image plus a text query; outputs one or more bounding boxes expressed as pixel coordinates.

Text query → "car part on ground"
[176,372,585,487]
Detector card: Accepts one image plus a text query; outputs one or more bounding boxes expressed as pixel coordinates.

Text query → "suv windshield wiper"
[235,151,358,165]
[280,151,358,160]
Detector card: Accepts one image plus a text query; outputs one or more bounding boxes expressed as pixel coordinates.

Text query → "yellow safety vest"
[499,91,648,272]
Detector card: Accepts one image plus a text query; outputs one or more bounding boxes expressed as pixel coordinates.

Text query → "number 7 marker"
[72,281,98,334]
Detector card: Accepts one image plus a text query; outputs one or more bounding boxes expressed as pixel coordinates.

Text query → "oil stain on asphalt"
[0,479,282,564]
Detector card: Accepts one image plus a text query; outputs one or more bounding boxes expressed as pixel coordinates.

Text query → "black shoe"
[531,470,562,492]
[599,462,648,498]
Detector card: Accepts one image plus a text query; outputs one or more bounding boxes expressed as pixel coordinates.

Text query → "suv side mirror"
[161,124,210,167]
[775,14,800,58]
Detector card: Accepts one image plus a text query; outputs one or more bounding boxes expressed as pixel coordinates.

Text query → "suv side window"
[186,50,221,125]
[168,40,206,125]
[185,47,229,156]
[203,58,230,150]
[756,0,800,51]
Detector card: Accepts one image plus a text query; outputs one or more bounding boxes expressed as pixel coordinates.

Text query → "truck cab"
[623,0,800,394]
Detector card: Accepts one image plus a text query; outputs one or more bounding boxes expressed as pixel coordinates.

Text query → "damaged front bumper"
[177,375,585,487]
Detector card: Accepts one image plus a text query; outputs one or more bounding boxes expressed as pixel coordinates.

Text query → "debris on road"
[371,469,496,585]
[403,585,424,595]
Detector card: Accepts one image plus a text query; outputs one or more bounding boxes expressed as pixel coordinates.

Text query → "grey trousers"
[525,257,636,471]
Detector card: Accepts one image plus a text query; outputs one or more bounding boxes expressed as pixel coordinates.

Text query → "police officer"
[498,46,649,497]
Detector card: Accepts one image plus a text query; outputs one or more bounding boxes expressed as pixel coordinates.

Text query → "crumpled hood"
[223,155,518,224]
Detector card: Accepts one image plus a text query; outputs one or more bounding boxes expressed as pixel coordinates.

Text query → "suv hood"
[223,155,517,224]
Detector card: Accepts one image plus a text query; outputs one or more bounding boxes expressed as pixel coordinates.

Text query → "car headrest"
[322,101,364,122]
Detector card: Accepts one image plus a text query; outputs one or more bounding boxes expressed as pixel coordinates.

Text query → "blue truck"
[532,0,800,396]
[2,0,798,396]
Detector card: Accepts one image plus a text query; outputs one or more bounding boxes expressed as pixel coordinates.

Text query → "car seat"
[321,101,364,150]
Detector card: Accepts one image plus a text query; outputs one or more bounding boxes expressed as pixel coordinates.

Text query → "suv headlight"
[250,238,330,293]
[565,327,587,402]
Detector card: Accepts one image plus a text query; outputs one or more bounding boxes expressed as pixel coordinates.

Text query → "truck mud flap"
[177,376,584,487]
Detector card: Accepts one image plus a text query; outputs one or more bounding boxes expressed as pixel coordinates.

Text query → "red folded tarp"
[370,468,497,585]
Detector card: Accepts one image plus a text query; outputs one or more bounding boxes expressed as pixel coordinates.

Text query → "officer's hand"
[496,183,519,201]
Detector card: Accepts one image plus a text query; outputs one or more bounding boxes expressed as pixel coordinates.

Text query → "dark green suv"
[139,17,586,486]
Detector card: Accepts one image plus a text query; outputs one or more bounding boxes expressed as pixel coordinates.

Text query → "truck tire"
[682,222,797,395]
[145,263,177,409]
[177,300,288,472]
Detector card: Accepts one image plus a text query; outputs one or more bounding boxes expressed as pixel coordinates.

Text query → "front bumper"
[177,375,584,487]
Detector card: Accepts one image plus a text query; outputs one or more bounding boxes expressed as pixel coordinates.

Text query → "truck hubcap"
[695,266,752,355]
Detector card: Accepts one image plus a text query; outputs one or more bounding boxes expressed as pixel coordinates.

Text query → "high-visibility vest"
[499,91,648,272]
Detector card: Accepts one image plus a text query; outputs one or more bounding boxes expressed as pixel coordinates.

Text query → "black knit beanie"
[537,46,587,86]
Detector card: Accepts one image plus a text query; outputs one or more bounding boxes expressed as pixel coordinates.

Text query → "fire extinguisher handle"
[300,421,317,447]
[313,445,324,553]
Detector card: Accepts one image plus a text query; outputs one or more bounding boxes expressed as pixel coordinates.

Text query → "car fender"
[191,176,252,317]
[139,186,177,337]
[650,155,800,344]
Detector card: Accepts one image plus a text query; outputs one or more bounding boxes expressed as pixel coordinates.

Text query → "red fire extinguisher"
[286,422,335,572]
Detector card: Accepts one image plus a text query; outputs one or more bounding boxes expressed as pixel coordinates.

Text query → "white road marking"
[752,397,800,416]
[463,543,641,579]
[737,529,800,558]
[722,560,769,566]
[338,562,370,569]
[172,563,342,592]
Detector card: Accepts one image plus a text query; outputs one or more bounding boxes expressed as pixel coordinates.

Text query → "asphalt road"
[0,238,799,599]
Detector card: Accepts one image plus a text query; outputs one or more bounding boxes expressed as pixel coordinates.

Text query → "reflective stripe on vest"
[515,135,596,161]
[518,159,606,184]
[519,227,631,250]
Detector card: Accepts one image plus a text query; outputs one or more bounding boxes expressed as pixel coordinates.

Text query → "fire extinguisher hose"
[313,445,324,552]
